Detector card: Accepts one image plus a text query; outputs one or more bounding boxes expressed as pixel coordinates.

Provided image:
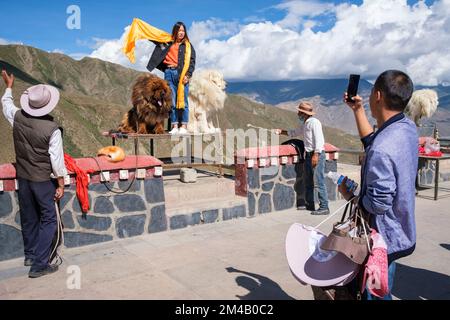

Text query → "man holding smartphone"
[341,70,418,300]
[275,102,329,215]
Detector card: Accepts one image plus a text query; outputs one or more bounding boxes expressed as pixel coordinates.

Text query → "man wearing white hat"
[1,70,66,278]
[276,102,329,215]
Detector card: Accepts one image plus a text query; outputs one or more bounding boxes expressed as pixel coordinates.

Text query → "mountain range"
[0,44,360,165]
[228,79,450,136]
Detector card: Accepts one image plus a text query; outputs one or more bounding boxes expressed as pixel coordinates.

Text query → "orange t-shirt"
[163,42,179,66]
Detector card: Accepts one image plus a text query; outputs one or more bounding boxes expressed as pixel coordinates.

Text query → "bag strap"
[340,200,354,223]
[353,204,372,253]
[314,197,355,230]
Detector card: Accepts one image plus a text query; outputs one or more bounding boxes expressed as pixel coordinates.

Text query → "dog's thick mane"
[405,89,439,125]
[119,74,172,134]
[189,69,227,112]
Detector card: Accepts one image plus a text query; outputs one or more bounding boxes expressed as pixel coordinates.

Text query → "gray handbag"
[321,200,371,265]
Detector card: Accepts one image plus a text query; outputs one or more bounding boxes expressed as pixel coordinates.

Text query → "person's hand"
[274,129,287,135]
[338,177,354,201]
[1,70,14,88]
[343,93,363,112]
[183,75,190,85]
[312,153,319,168]
[54,186,64,201]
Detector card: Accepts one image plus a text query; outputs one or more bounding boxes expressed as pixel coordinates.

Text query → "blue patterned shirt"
[360,113,418,259]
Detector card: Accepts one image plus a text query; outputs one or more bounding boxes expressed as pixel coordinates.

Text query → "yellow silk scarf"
[123,18,191,109]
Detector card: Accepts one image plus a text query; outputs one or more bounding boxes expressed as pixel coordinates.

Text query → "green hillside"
[0,44,360,165]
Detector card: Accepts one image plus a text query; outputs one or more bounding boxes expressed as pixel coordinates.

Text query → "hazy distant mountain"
[227,79,374,105]
[228,79,450,136]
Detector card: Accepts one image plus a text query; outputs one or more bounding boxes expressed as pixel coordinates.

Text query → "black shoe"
[306,206,316,211]
[24,258,33,267]
[28,265,59,278]
[311,208,330,216]
[297,205,306,210]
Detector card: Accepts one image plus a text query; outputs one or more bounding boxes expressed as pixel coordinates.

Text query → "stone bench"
[0,156,167,261]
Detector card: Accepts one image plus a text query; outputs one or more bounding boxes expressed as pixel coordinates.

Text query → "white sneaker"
[169,127,179,135]
[178,127,188,135]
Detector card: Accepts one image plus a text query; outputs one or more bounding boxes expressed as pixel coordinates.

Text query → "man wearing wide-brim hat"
[275,101,329,215]
[1,70,67,278]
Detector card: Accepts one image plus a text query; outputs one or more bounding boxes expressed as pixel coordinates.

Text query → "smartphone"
[346,74,360,102]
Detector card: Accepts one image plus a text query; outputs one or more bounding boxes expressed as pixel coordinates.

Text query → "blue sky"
[1,0,283,53]
[0,0,447,85]
[0,0,433,54]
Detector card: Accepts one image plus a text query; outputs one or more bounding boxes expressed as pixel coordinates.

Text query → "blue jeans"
[305,151,329,210]
[365,262,396,300]
[164,68,189,125]
[18,179,57,271]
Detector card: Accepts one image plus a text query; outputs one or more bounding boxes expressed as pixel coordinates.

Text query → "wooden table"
[418,154,450,200]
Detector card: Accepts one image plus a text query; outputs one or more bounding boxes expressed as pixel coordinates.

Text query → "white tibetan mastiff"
[405,89,439,126]
[187,69,227,134]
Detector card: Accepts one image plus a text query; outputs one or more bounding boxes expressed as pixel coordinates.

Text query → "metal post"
[185,135,192,165]
[150,139,155,156]
[435,159,439,201]
[217,132,224,178]
[167,118,172,133]
[134,137,139,156]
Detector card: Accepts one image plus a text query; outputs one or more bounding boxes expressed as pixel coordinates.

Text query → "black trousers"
[18,179,57,270]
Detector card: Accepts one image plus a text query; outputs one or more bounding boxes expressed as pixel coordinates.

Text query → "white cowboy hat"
[20,84,60,117]
[285,223,359,287]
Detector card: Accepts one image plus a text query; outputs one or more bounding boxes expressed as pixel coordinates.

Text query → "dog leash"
[313,197,372,253]
[247,123,272,131]
[314,197,356,230]
[49,201,64,267]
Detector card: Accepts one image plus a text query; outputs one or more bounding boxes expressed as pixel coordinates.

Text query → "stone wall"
[0,156,166,261]
[0,143,343,262]
[235,144,340,215]
[60,178,166,248]
[168,205,247,231]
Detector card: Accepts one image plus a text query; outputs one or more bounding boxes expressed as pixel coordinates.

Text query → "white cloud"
[274,0,335,29]
[89,26,154,72]
[0,38,23,45]
[407,52,450,86]
[193,0,450,85]
[69,53,89,60]
[86,0,450,85]
[51,49,65,54]
[189,18,240,44]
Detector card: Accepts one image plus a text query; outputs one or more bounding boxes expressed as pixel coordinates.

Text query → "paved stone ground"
[0,184,449,300]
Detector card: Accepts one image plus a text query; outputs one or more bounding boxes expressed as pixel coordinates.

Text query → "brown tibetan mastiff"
[118,74,172,134]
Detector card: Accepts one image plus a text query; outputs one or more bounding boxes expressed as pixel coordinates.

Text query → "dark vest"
[13,111,59,182]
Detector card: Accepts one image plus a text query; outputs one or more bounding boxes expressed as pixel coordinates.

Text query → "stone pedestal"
[180,168,197,183]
